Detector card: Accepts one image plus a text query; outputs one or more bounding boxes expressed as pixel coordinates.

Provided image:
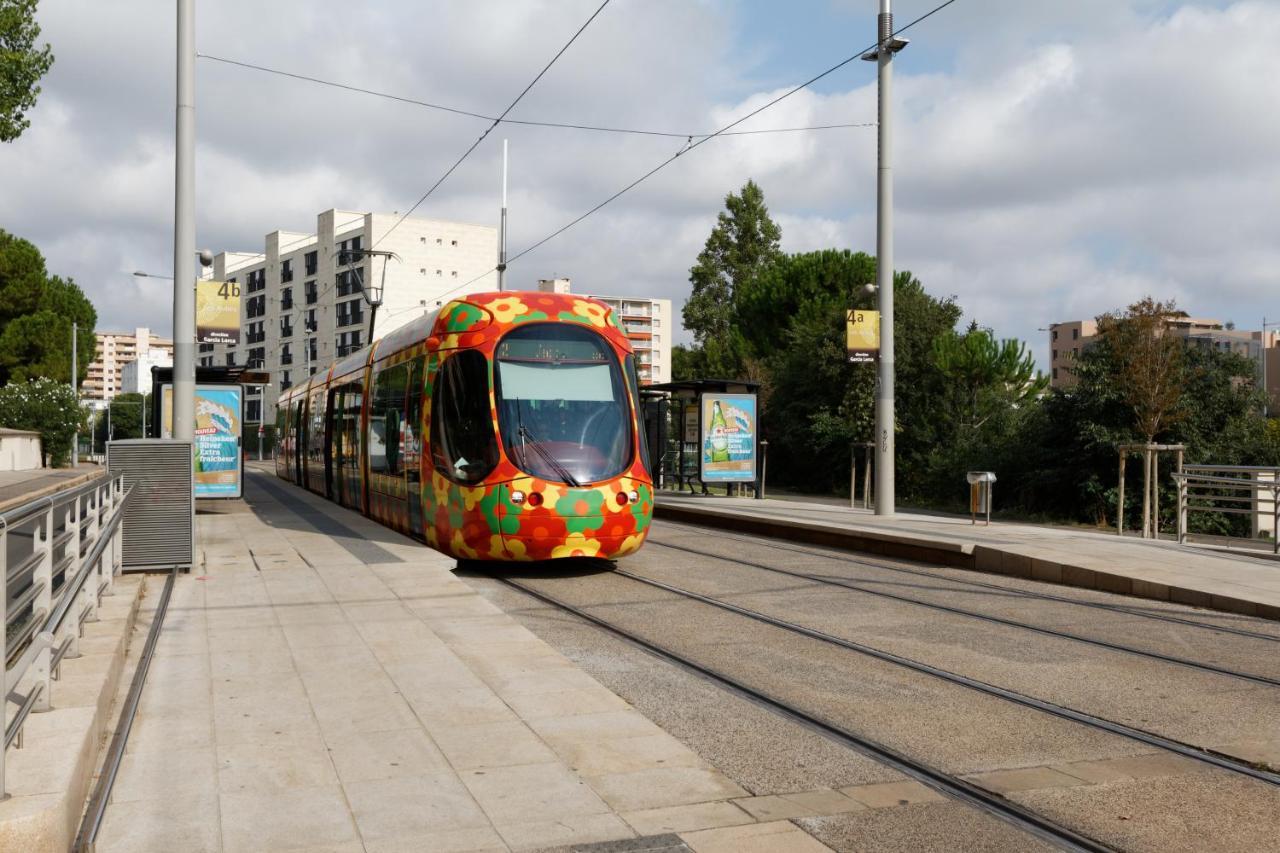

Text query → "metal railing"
[2,473,129,798]
[1173,465,1280,555]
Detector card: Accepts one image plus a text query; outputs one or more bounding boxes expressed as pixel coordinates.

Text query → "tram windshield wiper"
[515,398,581,488]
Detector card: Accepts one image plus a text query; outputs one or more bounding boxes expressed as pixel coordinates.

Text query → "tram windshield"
[494,324,633,485]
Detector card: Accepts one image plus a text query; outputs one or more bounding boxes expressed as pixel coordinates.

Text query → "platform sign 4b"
[846,309,880,363]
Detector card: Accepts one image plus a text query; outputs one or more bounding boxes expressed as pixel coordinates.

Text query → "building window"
[450,239,457,246]
[436,238,442,245]
[281,258,294,283]
[305,281,318,304]
[1052,330,1058,341]
[337,235,363,266]
[226,353,235,366]
[305,251,318,276]
[1072,328,1079,340]
[280,317,293,338]
[451,271,457,277]
[436,270,442,276]
[246,400,261,422]
[281,287,293,310]
[1052,349,1058,360]
[247,268,266,293]
[281,344,293,366]
[1052,367,1059,380]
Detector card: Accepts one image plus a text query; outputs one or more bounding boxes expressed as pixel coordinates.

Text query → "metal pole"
[71,318,78,466]
[498,138,509,292]
[1118,450,1126,536]
[873,0,896,516]
[172,0,196,443]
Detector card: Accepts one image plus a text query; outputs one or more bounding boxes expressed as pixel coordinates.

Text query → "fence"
[1173,465,1280,555]
[2,473,129,797]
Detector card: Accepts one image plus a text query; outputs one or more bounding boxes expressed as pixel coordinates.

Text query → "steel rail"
[648,538,1280,689]
[497,576,1116,853]
[73,567,178,853]
[612,568,1280,788]
[654,520,1280,643]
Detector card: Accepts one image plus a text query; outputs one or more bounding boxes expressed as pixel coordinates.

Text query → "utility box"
[107,440,194,571]
[967,471,996,526]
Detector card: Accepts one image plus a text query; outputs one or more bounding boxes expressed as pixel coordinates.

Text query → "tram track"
[496,575,1118,853]
[653,520,1280,644]
[645,536,1280,690]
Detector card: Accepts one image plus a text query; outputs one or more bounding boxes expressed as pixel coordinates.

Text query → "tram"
[274,291,653,561]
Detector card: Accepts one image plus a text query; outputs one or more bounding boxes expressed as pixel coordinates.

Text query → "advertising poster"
[700,393,757,483]
[683,404,699,443]
[196,279,241,346]
[161,384,244,498]
[846,309,880,363]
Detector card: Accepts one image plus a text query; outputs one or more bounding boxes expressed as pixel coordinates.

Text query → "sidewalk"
[0,464,104,513]
[96,469,834,853]
[655,493,1280,621]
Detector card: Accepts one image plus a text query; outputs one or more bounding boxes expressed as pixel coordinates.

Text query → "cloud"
[1,0,1276,371]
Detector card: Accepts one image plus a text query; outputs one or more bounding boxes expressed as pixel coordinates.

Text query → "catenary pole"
[873,0,898,516]
[71,318,78,466]
[498,139,509,291]
[173,0,196,443]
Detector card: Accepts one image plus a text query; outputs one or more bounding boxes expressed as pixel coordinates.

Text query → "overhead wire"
[373,0,613,249]
[428,0,961,304]
[198,53,874,139]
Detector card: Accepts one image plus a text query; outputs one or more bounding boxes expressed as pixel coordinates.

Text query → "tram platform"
[93,467,834,853]
[654,493,1280,622]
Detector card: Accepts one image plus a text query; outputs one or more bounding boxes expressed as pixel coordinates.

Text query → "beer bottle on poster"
[709,400,731,463]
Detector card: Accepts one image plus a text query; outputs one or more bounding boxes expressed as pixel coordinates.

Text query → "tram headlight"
[511,490,526,504]
[628,490,639,504]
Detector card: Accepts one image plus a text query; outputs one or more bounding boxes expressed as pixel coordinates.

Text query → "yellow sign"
[846,309,880,363]
[196,279,240,345]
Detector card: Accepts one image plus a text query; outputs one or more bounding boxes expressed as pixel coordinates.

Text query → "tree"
[0,0,54,142]
[683,179,782,372]
[0,230,96,385]
[92,392,151,448]
[1098,297,1186,443]
[0,377,82,466]
[933,323,1048,432]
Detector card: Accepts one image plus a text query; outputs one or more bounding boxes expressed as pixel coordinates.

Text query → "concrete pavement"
[655,493,1280,620]
[94,470,838,852]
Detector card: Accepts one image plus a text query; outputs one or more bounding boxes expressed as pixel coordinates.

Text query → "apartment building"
[82,327,174,402]
[207,208,498,425]
[1048,316,1280,405]
[535,278,673,385]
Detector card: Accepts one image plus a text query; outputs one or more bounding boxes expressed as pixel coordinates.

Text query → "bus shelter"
[641,379,761,495]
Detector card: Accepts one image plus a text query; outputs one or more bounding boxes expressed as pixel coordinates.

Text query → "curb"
[653,502,1280,623]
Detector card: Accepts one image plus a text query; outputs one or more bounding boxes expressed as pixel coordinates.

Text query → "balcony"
[281,297,294,311]
[281,353,293,365]
[306,290,318,305]
[246,332,266,345]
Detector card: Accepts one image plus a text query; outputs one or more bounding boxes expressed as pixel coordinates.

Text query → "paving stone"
[95,793,222,853]
[327,728,453,783]
[840,779,947,809]
[219,784,359,853]
[362,826,508,853]
[217,738,339,793]
[344,773,493,841]
[679,819,835,853]
[496,812,636,851]
[553,733,706,777]
[585,767,749,812]
[432,720,558,770]
[112,746,218,803]
[621,802,756,836]
[461,762,612,825]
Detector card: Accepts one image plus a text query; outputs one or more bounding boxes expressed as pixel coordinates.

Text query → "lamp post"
[70,321,78,467]
[862,0,908,516]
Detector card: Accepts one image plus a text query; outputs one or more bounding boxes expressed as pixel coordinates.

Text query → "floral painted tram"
[274,291,654,561]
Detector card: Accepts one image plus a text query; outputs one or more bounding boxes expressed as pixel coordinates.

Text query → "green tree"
[683,179,782,374]
[1,0,54,142]
[0,376,81,466]
[933,323,1048,432]
[0,230,96,385]
[1097,297,1187,443]
[93,391,150,447]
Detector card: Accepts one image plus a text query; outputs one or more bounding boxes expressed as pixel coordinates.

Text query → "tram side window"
[624,355,651,476]
[370,364,408,475]
[431,350,498,484]
[337,383,362,472]
[308,393,325,461]
[404,358,424,484]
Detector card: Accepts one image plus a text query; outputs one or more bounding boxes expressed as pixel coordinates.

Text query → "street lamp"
[133,271,174,280]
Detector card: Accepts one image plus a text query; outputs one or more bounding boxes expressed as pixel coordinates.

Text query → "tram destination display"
[700,393,758,483]
[846,309,880,363]
[161,383,244,498]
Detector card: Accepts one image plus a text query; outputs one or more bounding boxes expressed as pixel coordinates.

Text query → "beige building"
[1049,316,1280,404]
[208,208,499,425]
[536,278,673,385]
[82,327,174,402]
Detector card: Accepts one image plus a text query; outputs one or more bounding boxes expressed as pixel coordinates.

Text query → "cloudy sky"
[3,0,1277,368]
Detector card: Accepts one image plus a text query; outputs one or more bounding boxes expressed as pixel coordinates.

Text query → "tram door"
[325,387,339,499]
[405,359,424,534]
[292,401,304,486]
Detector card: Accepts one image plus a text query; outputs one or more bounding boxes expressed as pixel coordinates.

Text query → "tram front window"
[495,324,633,485]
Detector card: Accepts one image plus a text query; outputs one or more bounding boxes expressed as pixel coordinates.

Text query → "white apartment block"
[120,349,173,396]
[206,208,498,425]
[83,327,174,402]
[536,278,672,385]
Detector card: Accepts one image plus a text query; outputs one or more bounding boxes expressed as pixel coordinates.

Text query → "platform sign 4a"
[846,309,880,363]
[700,393,757,483]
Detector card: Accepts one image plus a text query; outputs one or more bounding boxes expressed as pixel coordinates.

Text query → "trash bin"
[966,471,997,525]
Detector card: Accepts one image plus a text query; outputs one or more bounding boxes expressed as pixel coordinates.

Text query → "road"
[462,519,1280,852]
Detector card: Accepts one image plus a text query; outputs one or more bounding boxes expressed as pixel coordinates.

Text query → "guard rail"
[1,472,129,798]
[1173,465,1280,555]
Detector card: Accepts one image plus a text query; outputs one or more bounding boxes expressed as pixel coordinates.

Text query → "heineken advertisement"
[700,393,758,483]
[161,384,244,498]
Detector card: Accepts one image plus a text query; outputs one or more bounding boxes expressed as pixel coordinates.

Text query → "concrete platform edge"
[653,503,1280,623]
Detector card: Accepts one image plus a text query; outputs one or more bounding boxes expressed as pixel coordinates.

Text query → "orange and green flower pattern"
[420,291,653,561]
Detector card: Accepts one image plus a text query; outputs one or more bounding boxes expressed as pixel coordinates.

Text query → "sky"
[2,0,1277,371]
